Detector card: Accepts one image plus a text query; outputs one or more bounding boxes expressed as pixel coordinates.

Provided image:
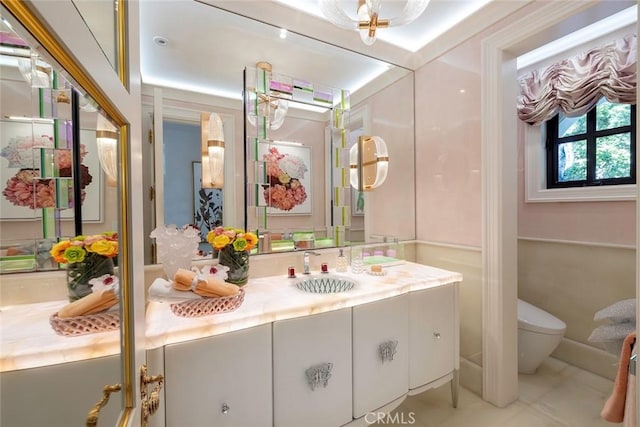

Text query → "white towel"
[148,278,203,303]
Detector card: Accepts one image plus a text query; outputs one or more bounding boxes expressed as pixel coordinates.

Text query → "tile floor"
[376,358,615,426]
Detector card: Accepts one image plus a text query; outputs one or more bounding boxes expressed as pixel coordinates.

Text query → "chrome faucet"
[303,251,320,274]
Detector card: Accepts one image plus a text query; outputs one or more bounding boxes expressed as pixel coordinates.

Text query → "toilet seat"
[518,299,566,335]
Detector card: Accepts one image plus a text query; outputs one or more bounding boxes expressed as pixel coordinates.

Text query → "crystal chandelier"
[319,0,430,45]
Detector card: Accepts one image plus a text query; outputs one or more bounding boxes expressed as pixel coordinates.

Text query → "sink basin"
[295,275,356,293]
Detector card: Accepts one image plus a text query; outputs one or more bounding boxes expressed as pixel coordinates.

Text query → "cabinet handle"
[433,332,441,339]
[379,340,398,363]
[305,362,333,391]
[222,403,230,414]
[86,383,121,427]
[140,365,164,427]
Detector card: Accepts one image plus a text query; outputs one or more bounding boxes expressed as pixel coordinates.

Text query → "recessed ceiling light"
[280,28,288,39]
[153,36,169,47]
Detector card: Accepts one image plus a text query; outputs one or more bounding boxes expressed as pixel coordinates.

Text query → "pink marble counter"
[1,261,461,372]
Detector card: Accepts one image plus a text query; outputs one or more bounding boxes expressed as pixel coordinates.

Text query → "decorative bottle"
[336,249,348,273]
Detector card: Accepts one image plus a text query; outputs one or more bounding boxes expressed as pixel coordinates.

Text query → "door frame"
[481,0,638,407]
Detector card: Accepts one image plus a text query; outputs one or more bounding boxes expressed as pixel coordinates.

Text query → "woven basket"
[170,289,245,317]
[50,311,120,336]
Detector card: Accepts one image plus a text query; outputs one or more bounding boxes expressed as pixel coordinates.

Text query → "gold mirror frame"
[1,0,135,422]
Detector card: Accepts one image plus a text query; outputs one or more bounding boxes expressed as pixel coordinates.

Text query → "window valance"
[517,33,636,125]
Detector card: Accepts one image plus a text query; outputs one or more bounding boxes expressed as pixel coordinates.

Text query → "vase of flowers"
[50,232,118,302]
[207,226,257,286]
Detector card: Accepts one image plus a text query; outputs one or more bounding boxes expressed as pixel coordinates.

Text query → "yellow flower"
[88,240,118,258]
[211,234,231,250]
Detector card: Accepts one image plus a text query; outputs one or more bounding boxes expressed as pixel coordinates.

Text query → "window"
[546,98,636,189]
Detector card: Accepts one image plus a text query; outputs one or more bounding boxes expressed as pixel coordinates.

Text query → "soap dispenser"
[336,249,348,273]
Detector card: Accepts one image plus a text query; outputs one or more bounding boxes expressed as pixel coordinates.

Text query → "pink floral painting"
[0,122,101,220]
[261,143,311,214]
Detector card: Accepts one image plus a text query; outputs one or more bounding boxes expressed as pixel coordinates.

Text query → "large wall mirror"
[141,1,415,261]
[0,3,124,425]
[0,14,119,274]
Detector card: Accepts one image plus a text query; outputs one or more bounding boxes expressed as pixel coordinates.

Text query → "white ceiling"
[139,0,505,104]
[139,0,637,106]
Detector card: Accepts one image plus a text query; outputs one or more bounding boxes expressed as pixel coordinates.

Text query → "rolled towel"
[173,268,240,297]
[58,289,118,318]
[148,278,203,303]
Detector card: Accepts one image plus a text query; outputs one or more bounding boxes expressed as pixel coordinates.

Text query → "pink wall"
[415,10,636,248]
[414,35,483,248]
[358,74,416,241]
[517,121,636,246]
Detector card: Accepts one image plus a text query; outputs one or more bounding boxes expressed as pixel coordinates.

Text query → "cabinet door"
[164,323,272,427]
[409,284,457,390]
[1,355,121,427]
[353,294,409,417]
[273,308,352,427]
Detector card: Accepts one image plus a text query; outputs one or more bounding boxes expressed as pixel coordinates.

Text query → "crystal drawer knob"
[222,403,230,414]
[433,332,441,339]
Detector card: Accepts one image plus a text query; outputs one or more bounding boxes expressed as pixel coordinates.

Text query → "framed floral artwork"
[259,141,312,215]
[0,121,102,222]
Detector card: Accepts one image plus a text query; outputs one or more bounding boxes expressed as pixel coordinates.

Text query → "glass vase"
[66,253,115,302]
[217,246,250,286]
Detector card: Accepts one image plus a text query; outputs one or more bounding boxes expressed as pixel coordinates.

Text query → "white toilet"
[517,299,566,374]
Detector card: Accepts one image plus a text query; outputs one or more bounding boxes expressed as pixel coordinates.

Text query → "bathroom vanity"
[146,261,461,427]
[0,261,460,426]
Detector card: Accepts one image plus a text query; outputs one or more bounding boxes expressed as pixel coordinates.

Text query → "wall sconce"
[350,135,389,191]
[247,61,288,130]
[96,114,118,186]
[201,112,224,189]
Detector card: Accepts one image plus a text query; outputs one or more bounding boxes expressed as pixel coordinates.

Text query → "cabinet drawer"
[409,285,456,389]
[273,308,352,427]
[164,323,272,427]
[353,294,409,418]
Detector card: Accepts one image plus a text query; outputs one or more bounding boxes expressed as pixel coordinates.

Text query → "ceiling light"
[153,36,169,47]
[319,0,430,46]
[280,28,288,39]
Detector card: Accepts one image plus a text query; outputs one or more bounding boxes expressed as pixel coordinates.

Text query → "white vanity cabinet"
[0,355,121,427]
[352,294,409,418]
[408,283,459,394]
[273,308,352,427]
[163,323,273,427]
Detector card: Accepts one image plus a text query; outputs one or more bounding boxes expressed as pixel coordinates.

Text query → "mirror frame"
[1,0,136,420]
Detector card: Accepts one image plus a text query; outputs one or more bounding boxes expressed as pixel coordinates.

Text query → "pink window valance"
[517,33,637,126]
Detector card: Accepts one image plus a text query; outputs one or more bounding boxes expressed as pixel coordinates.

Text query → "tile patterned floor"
[375,358,615,426]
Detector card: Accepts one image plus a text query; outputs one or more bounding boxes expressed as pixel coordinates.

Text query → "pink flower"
[1,175,58,209]
[34,180,55,208]
[264,147,285,178]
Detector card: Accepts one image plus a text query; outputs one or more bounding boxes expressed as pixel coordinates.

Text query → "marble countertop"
[146,262,462,349]
[0,261,462,372]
